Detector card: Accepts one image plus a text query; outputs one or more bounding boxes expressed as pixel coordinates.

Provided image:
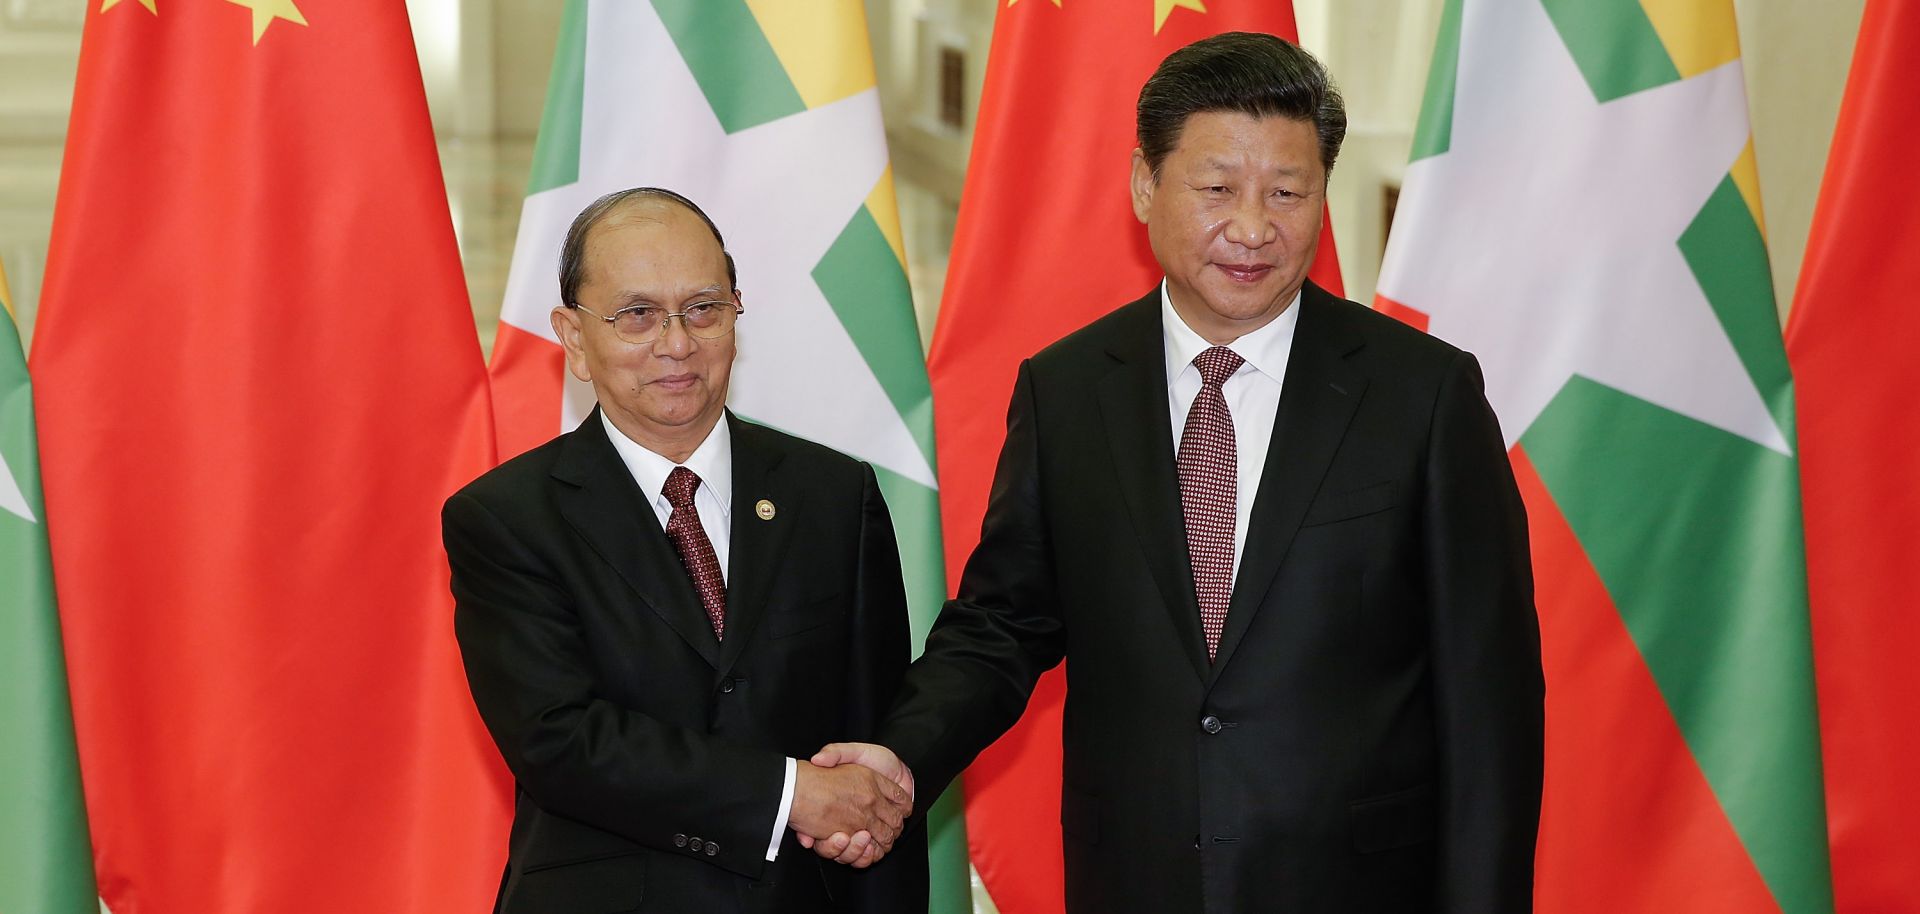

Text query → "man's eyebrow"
[612,284,725,305]
[1196,157,1311,177]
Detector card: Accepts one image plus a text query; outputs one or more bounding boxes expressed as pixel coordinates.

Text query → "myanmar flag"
[1788,0,1920,909]
[485,1,967,910]
[31,1,508,912]
[926,3,1339,912]
[1377,2,1830,913]
[1,259,98,914]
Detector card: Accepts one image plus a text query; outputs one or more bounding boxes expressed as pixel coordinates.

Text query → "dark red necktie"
[1178,346,1244,660]
[663,466,726,640]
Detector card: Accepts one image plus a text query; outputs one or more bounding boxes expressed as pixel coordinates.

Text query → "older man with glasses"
[442,187,928,914]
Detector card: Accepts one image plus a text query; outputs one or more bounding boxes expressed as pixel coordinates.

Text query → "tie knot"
[1194,346,1244,388]
[663,466,701,510]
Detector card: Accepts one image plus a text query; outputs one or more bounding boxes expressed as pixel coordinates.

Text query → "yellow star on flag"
[100,0,158,14]
[1006,0,1063,6]
[226,0,307,44]
[1154,0,1206,33]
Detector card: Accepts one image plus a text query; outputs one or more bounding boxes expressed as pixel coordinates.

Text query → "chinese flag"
[927,3,1339,912]
[1786,0,1920,909]
[31,1,509,912]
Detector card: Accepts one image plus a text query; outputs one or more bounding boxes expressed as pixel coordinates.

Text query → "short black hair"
[558,187,737,307]
[1136,31,1346,179]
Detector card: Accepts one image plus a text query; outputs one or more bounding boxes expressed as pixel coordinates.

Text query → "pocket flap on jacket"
[1303,480,1395,527]
[522,812,645,872]
[1349,783,1435,854]
[510,853,647,913]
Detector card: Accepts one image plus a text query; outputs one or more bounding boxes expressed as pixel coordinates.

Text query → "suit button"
[719,677,736,693]
[1200,715,1223,734]
[705,842,720,856]
[673,833,688,847]
[688,837,704,853]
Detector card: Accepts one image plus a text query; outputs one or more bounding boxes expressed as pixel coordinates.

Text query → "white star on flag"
[1377,0,1787,454]
[0,451,31,522]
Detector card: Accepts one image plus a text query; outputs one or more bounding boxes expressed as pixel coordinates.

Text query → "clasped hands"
[786,742,913,868]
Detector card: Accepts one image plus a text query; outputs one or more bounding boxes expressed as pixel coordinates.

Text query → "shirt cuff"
[767,757,797,861]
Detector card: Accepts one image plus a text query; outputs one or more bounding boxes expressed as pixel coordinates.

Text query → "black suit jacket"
[445,410,928,914]
[882,284,1542,913]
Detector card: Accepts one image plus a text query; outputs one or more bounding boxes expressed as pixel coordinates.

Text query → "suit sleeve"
[881,360,1068,801]
[443,490,786,880]
[1423,350,1545,913]
[841,463,931,914]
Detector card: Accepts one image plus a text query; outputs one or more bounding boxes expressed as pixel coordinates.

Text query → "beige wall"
[1738,0,1867,318]
[492,0,566,138]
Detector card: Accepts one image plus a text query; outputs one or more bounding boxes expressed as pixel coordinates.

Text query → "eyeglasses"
[571,299,744,345]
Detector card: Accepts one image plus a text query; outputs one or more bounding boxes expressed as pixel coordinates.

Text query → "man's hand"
[796,743,915,866]
[788,757,912,868]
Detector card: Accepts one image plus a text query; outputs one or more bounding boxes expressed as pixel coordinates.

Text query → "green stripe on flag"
[0,306,101,914]
[813,205,938,469]
[919,786,975,914]
[1540,0,1682,102]
[1409,0,1463,162]
[870,466,947,655]
[869,463,971,914]
[1523,378,1834,914]
[527,0,588,195]
[1678,175,1796,436]
[650,0,807,134]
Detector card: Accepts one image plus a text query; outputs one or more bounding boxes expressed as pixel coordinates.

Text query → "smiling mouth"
[1215,263,1273,283]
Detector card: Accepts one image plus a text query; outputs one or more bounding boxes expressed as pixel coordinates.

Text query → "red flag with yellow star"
[926,2,1339,911]
[31,1,509,912]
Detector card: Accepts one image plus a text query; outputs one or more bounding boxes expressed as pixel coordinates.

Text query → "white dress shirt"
[599,410,797,862]
[1161,279,1300,586]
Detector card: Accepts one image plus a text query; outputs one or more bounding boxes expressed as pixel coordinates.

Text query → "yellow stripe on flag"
[1639,0,1742,77]
[1731,138,1766,237]
[866,165,909,269]
[1,255,14,322]
[743,0,877,108]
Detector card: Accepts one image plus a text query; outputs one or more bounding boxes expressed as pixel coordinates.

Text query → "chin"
[1199,288,1283,321]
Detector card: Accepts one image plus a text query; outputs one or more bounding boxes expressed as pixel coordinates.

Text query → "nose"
[652,314,697,358]
[1221,193,1276,249]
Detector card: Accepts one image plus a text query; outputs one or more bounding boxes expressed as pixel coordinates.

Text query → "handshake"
[787,742,916,868]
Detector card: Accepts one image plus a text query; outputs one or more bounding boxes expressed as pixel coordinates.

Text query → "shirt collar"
[1159,278,1301,384]
[599,409,734,521]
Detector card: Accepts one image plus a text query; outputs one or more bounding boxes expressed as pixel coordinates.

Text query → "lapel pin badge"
[755,499,776,521]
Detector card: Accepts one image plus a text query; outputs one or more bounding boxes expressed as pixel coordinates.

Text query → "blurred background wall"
[0,0,1867,353]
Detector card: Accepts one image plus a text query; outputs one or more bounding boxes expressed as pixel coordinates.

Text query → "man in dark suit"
[444,188,927,913]
[810,33,1543,913]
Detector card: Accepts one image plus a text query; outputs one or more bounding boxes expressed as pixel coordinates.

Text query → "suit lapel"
[716,415,796,673]
[1208,284,1367,679]
[1096,292,1210,682]
[553,409,724,669]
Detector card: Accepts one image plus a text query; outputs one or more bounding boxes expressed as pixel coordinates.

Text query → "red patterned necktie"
[663,466,726,640]
[1178,346,1244,660]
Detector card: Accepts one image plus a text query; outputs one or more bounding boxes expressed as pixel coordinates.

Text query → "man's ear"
[550,306,593,383]
[1130,148,1156,224]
